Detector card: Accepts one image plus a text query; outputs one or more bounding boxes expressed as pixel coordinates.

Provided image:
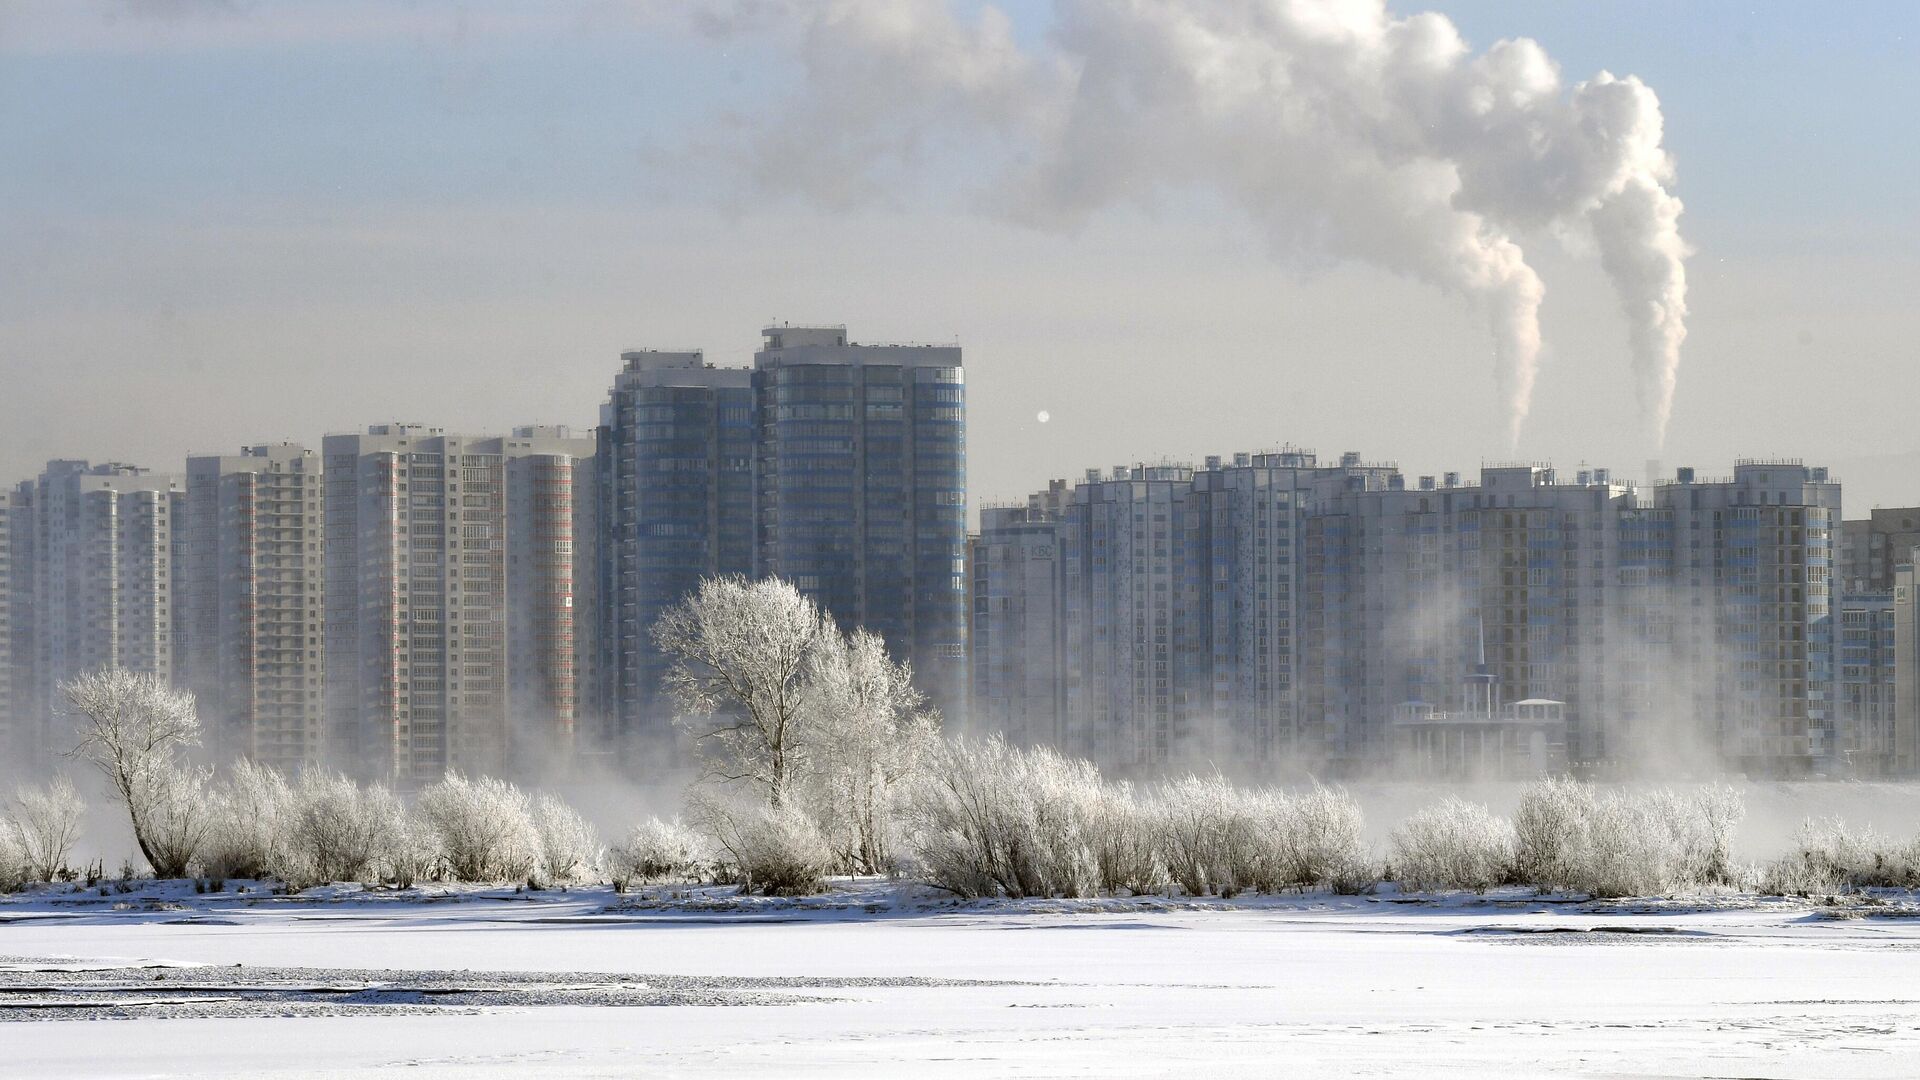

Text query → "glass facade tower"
[596,351,755,752]
[754,326,967,722]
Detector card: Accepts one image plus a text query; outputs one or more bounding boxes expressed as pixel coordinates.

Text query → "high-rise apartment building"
[969,483,1071,749]
[974,455,1849,778]
[1304,465,1657,770]
[14,461,183,760]
[972,452,1395,775]
[1837,589,1899,774]
[504,426,600,776]
[323,425,596,785]
[1656,462,1841,772]
[1059,463,1199,770]
[754,326,968,720]
[1839,507,1920,592]
[595,350,754,749]
[0,485,21,757]
[1190,450,1398,765]
[185,444,326,773]
[1894,556,1920,776]
[596,326,969,749]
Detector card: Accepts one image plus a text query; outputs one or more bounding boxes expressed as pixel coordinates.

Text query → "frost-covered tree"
[530,793,601,885]
[654,576,827,808]
[61,669,205,877]
[140,764,215,879]
[803,628,939,875]
[10,777,87,882]
[417,773,538,882]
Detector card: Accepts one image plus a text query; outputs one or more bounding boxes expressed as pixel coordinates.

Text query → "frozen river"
[4,887,1919,1077]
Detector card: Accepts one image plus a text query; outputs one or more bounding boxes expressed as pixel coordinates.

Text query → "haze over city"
[3,1,1917,510]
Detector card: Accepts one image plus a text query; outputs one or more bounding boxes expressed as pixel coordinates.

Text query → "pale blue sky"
[3,1,1917,507]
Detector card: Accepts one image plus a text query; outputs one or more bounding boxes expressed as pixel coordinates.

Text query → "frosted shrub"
[10,777,87,882]
[1508,780,1748,898]
[694,797,834,896]
[285,772,405,886]
[1511,775,1593,891]
[530,794,601,886]
[1762,817,1920,895]
[608,817,703,891]
[1152,775,1259,897]
[417,774,539,883]
[1389,797,1514,893]
[905,736,1099,900]
[1659,784,1745,889]
[1083,783,1167,896]
[0,824,27,892]
[199,761,291,881]
[1259,786,1374,894]
[383,810,440,890]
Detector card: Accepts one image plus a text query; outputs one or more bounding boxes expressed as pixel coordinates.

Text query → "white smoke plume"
[677,0,1691,448]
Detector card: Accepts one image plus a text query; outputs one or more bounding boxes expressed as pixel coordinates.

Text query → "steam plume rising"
[690,0,1690,447]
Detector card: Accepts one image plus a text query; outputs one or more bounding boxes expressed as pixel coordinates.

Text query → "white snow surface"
[4,880,1920,1077]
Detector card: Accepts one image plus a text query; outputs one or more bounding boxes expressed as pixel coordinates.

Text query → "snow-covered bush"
[1511,775,1593,890]
[1762,817,1920,895]
[1658,784,1745,889]
[693,796,834,896]
[905,735,1099,900]
[1152,775,1260,897]
[284,771,405,887]
[1082,782,1167,896]
[530,793,601,886]
[417,774,539,883]
[1506,779,1749,898]
[1389,797,1514,893]
[1258,786,1374,894]
[608,817,704,891]
[382,810,440,890]
[0,823,27,892]
[199,760,291,881]
[10,776,87,882]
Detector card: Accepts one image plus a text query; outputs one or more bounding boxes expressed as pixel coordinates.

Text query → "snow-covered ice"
[4,882,1919,1077]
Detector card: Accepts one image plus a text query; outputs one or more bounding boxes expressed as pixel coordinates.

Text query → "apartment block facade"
[9,461,184,760]
[1837,589,1899,774]
[0,486,21,757]
[753,326,968,721]
[594,350,755,749]
[969,482,1070,748]
[972,455,1851,778]
[185,443,326,774]
[1895,558,1920,776]
[323,425,596,785]
[596,325,969,753]
[1839,507,1920,593]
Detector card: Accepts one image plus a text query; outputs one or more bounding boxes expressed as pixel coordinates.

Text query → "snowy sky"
[2,1,1917,511]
